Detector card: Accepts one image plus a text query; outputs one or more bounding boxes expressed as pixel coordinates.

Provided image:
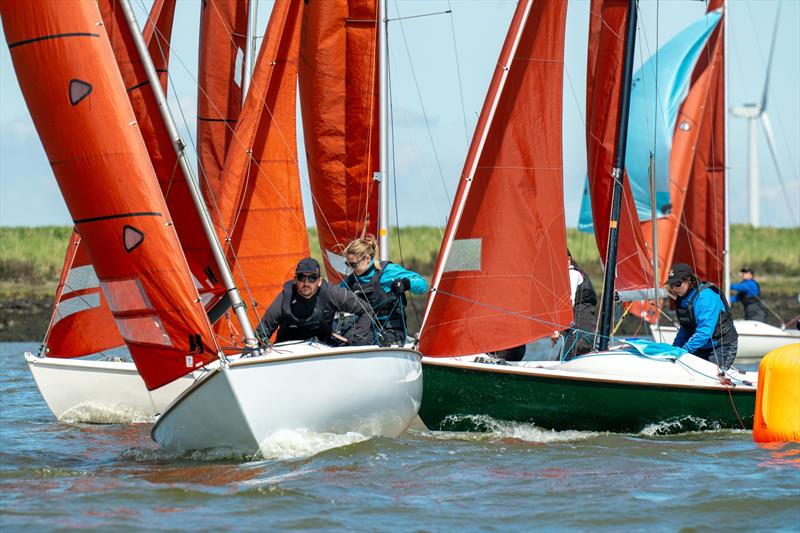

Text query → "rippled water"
[2,342,799,531]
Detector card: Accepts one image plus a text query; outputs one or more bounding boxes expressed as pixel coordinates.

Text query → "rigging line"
[387,9,451,23]
[446,0,469,147]
[394,0,451,205]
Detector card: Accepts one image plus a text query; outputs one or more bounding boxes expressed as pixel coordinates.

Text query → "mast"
[119,0,258,347]
[378,0,390,261]
[597,0,638,352]
[723,0,730,298]
[243,0,257,100]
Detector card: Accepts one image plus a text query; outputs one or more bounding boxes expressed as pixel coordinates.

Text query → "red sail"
[586,0,654,291]
[44,231,124,358]
[197,0,248,203]
[2,0,219,389]
[672,2,726,287]
[142,0,176,92]
[214,0,310,326]
[298,0,380,281]
[419,0,572,356]
[99,0,224,304]
[640,4,725,288]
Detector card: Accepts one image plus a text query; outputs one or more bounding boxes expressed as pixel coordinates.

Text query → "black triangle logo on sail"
[69,79,93,106]
[122,225,144,252]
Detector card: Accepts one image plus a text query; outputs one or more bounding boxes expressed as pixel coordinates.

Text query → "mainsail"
[214,0,310,326]
[298,0,380,281]
[2,0,220,389]
[197,0,248,205]
[671,0,727,287]
[585,0,654,291]
[419,0,572,356]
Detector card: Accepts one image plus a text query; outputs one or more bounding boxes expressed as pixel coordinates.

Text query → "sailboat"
[4,0,422,453]
[415,0,756,433]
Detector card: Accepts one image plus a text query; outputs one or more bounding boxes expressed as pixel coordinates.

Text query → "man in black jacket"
[257,258,374,345]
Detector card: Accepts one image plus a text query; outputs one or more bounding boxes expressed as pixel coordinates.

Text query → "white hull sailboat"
[24,353,195,423]
[152,343,422,452]
[652,320,800,365]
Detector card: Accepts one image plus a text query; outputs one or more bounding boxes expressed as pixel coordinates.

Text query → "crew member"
[341,236,428,346]
[552,249,598,358]
[666,263,738,370]
[258,258,372,345]
[730,267,768,322]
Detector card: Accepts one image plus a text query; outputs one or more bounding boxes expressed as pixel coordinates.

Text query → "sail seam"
[74,212,161,224]
[8,32,99,49]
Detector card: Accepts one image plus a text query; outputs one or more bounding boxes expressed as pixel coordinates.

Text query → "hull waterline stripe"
[8,32,99,49]
[74,212,161,224]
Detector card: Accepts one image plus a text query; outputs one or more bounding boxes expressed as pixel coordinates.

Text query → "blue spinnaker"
[578,10,722,232]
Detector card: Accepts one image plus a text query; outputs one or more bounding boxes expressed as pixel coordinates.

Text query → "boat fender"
[753,343,800,443]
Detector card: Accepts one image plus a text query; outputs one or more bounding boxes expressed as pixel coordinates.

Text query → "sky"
[1,0,798,231]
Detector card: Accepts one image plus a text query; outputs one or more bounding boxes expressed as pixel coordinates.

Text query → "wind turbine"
[730,2,785,228]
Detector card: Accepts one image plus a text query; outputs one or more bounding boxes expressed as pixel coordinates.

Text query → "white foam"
[59,402,154,424]
[640,416,722,436]
[428,415,601,443]
[257,428,370,460]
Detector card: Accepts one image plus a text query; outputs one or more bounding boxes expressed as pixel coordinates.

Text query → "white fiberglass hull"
[151,343,423,453]
[652,320,800,364]
[25,353,195,423]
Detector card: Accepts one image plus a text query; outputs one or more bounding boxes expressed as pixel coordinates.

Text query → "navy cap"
[666,263,694,285]
[740,267,754,274]
[295,257,321,275]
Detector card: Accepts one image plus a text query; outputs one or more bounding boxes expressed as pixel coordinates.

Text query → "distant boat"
[416,0,755,433]
[5,0,422,453]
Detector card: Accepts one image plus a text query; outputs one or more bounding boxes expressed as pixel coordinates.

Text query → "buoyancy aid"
[276,280,333,342]
[570,263,598,333]
[345,261,406,331]
[675,282,738,352]
[739,280,768,322]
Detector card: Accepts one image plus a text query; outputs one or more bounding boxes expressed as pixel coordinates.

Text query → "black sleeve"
[257,292,284,341]
[327,284,371,316]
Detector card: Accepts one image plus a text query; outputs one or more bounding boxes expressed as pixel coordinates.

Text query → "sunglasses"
[345,256,370,269]
[295,273,320,283]
[669,280,685,288]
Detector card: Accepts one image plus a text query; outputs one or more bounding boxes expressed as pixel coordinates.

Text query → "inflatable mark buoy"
[753,343,800,443]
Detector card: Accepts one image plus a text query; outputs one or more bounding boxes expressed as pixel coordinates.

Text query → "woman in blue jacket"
[340,236,428,346]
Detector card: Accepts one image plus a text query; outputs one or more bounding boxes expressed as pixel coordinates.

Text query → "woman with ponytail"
[340,236,428,346]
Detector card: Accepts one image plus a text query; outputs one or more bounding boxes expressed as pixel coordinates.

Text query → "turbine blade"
[759,1,782,113]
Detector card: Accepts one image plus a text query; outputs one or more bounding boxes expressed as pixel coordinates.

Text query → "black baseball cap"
[666,263,694,285]
[295,257,321,275]
[740,267,754,274]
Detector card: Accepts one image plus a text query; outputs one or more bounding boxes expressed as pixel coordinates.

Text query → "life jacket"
[739,280,768,322]
[570,263,598,333]
[345,261,406,331]
[675,282,738,353]
[276,280,333,342]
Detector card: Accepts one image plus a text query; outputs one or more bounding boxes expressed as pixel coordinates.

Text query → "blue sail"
[578,10,722,232]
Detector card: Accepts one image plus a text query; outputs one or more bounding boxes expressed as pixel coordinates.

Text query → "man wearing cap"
[730,267,768,322]
[257,258,373,345]
[665,263,738,370]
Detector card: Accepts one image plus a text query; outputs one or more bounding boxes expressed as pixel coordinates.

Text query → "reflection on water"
[2,342,799,531]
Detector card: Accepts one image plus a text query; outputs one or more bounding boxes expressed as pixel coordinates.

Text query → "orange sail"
[2,0,219,389]
[671,1,726,287]
[419,0,572,356]
[197,0,248,202]
[586,0,654,291]
[214,0,310,326]
[99,0,224,305]
[44,231,124,358]
[142,0,176,92]
[298,0,380,281]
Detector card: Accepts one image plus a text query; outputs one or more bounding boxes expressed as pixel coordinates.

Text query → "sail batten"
[419,0,572,356]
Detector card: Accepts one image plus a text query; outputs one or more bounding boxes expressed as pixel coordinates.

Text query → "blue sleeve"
[729,281,746,303]
[380,263,429,294]
[683,291,724,353]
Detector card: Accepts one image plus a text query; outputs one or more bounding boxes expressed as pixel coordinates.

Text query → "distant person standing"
[730,267,769,322]
[666,263,738,370]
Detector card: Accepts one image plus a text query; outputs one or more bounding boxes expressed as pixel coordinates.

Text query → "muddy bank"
[2,293,797,343]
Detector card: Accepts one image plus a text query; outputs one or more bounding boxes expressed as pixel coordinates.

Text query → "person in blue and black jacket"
[666,263,738,370]
[730,267,768,322]
[340,235,429,346]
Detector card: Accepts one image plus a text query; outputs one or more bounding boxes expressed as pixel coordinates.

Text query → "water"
[2,342,799,531]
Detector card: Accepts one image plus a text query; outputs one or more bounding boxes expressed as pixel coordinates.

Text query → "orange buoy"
[753,343,800,443]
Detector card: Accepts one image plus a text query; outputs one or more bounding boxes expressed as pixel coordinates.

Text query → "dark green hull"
[419,361,756,433]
